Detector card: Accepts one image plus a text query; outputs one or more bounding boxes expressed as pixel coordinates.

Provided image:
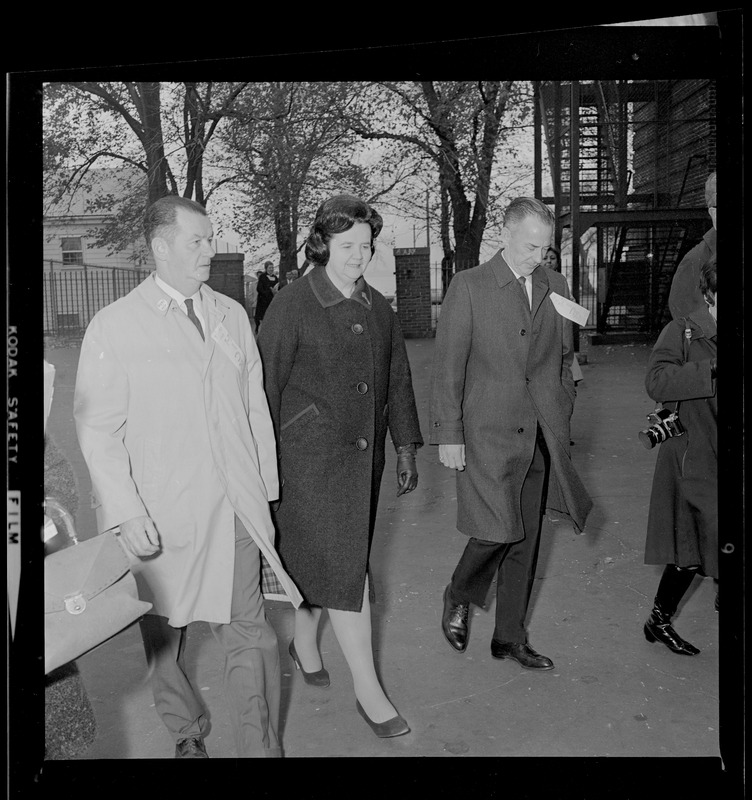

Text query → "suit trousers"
[139,516,282,757]
[450,426,550,644]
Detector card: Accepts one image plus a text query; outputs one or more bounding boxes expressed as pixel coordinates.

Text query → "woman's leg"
[328,577,397,723]
[292,605,324,672]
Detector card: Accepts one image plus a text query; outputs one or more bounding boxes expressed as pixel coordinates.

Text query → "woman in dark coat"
[253,261,278,328]
[258,194,422,738]
[642,256,717,655]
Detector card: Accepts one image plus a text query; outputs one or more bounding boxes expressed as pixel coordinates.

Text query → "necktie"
[184,298,205,341]
[518,276,530,309]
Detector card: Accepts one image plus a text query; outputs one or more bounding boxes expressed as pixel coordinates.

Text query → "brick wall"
[632,79,716,207]
[394,247,433,339]
[207,253,245,306]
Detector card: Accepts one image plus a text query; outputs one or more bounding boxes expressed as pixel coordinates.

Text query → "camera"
[639,407,685,449]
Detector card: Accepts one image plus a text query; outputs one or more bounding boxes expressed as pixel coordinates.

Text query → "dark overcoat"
[257,266,423,611]
[644,308,717,577]
[668,227,716,319]
[429,250,593,542]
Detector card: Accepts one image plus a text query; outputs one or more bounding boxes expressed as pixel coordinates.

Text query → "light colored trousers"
[139,517,282,757]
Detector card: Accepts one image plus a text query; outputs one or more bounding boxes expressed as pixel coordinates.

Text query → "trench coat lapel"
[201,285,227,380]
[137,274,207,374]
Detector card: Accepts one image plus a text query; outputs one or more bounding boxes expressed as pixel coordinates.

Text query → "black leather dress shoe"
[491,641,555,670]
[175,737,209,758]
[441,585,470,652]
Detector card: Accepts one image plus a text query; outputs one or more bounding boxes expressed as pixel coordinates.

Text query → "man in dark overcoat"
[668,171,716,320]
[430,197,592,671]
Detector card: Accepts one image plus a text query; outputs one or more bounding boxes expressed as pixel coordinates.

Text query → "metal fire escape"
[533,80,712,340]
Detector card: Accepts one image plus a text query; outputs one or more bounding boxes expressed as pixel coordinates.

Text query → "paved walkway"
[43,339,722,767]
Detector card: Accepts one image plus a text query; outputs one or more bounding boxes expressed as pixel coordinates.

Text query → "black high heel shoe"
[355,700,410,738]
[289,640,330,687]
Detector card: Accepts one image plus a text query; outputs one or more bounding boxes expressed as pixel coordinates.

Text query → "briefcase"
[44,500,152,674]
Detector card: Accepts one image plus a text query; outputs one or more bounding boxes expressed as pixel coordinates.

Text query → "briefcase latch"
[64,593,87,615]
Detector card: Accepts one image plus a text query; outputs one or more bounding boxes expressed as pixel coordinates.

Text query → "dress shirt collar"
[155,274,203,311]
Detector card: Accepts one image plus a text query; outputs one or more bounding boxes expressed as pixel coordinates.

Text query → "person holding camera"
[642,256,717,655]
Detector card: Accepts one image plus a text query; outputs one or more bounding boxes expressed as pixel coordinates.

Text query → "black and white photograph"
[6,9,744,797]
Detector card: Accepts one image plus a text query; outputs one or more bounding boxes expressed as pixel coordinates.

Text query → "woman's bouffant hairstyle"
[699,255,717,302]
[304,195,383,267]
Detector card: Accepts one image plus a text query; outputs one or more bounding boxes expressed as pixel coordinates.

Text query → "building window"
[61,237,84,266]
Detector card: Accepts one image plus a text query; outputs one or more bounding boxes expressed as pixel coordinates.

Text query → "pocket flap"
[44,532,130,614]
[281,403,320,431]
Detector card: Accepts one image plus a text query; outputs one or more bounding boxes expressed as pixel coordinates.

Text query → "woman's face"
[265,264,275,276]
[541,249,559,270]
[325,222,373,289]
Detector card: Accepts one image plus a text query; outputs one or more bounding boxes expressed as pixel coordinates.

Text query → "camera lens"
[639,428,657,449]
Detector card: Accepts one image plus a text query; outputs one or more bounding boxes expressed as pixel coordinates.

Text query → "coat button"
[351,323,364,334]
[520,329,526,336]
[356,437,369,450]
[356,381,368,394]
[517,427,524,433]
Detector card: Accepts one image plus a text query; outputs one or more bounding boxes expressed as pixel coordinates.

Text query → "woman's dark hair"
[305,195,383,267]
[699,254,717,301]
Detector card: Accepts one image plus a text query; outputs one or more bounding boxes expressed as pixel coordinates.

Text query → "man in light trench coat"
[430,197,592,671]
[74,195,302,758]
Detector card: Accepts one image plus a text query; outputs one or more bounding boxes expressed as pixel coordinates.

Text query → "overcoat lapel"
[531,267,551,319]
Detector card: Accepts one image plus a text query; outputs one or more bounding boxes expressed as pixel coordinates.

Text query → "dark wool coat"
[429,251,593,542]
[668,227,716,319]
[257,266,423,611]
[644,308,717,577]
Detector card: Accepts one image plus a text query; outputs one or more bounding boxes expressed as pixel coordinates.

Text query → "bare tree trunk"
[137,82,169,204]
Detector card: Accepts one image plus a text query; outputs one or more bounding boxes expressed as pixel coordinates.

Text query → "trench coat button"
[517,427,524,433]
[356,437,369,450]
[356,381,368,394]
[351,323,364,334]
[520,328,526,336]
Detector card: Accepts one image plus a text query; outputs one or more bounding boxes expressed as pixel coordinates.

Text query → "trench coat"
[74,273,302,628]
[429,250,593,542]
[257,266,423,611]
[644,307,717,577]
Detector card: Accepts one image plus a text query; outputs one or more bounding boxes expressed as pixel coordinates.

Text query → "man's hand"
[118,515,161,558]
[439,444,466,471]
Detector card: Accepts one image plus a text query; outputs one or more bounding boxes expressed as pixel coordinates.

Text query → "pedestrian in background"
[258,194,422,738]
[244,271,258,328]
[642,256,717,655]
[74,195,301,758]
[542,245,584,385]
[431,197,592,672]
[254,261,279,328]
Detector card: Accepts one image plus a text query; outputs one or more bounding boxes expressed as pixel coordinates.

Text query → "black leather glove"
[710,357,717,379]
[396,443,419,496]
